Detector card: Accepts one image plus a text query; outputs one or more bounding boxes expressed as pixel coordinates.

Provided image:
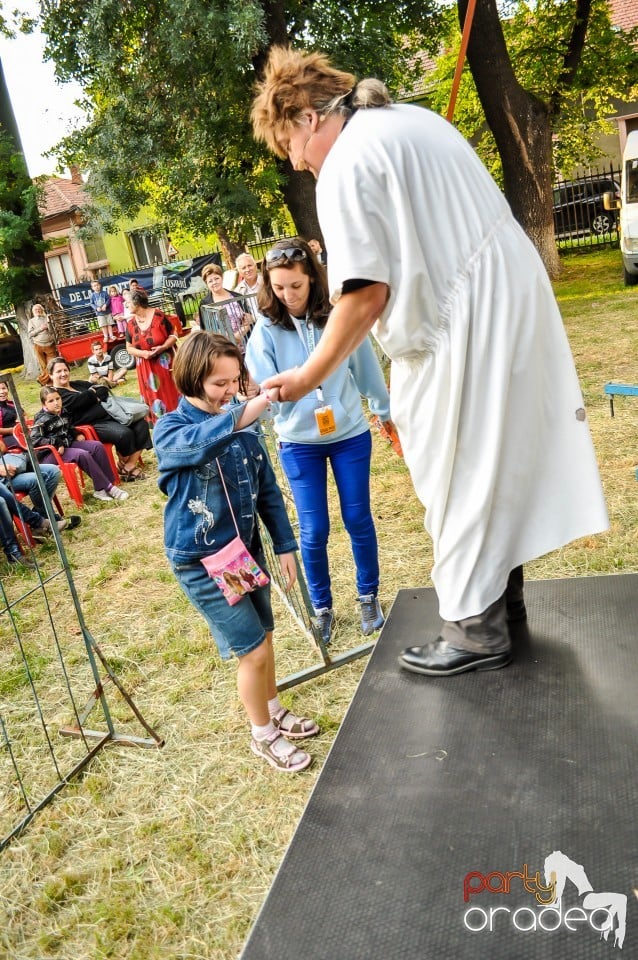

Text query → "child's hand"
[58,446,65,455]
[278,552,297,592]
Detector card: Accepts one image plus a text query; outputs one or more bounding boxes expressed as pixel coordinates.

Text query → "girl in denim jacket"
[154,332,319,773]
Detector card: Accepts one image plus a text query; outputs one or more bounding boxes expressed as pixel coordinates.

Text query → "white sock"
[251,720,276,741]
[268,696,283,718]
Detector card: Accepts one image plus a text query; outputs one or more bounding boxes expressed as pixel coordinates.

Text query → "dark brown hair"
[172,331,247,399]
[258,236,330,331]
[47,357,70,376]
[39,385,61,404]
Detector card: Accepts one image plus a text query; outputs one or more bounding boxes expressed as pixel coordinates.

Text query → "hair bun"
[352,79,391,109]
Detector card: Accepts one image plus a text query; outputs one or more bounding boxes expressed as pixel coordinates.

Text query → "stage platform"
[241,574,638,959]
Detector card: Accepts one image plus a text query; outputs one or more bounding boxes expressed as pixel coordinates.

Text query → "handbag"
[102,393,150,425]
[200,459,269,605]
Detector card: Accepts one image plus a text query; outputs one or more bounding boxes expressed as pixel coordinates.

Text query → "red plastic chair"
[13,491,65,547]
[13,423,85,508]
[75,424,120,481]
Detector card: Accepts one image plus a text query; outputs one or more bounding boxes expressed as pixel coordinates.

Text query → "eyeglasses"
[264,246,308,267]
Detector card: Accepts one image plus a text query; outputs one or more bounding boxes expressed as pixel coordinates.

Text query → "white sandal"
[272,707,320,740]
[251,732,312,772]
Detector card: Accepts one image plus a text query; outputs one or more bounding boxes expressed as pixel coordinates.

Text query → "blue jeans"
[169,551,274,661]
[1,457,60,515]
[279,430,379,611]
[0,481,45,529]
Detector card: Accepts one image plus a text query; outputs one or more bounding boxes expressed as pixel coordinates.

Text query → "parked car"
[553,177,620,238]
[0,314,23,375]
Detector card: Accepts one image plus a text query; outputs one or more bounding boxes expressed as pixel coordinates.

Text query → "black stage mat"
[241,575,638,959]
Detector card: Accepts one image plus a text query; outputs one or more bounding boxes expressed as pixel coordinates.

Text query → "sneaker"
[250,731,312,772]
[93,489,112,501]
[5,546,36,569]
[108,486,129,501]
[358,594,385,636]
[32,517,68,541]
[312,607,334,645]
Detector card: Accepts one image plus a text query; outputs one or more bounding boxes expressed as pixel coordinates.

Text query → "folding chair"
[13,423,85,508]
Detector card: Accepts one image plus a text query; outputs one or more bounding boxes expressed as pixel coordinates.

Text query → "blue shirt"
[246,316,390,444]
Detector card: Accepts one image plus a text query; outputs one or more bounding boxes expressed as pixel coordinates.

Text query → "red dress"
[126,310,180,423]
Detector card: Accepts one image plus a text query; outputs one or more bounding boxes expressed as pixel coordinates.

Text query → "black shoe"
[66,515,82,530]
[399,637,512,677]
[5,546,36,569]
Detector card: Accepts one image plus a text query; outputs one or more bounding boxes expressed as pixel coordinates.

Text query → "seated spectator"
[108,286,127,337]
[48,357,152,482]
[0,492,36,567]
[31,388,129,502]
[0,475,68,540]
[87,340,127,385]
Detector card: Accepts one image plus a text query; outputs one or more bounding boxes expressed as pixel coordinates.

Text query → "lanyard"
[290,313,324,403]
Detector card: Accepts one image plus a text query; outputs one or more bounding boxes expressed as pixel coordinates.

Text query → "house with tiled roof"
[38,167,182,291]
[38,167,112,288]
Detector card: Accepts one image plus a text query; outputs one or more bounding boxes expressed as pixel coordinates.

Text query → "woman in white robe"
[251,47,608,677]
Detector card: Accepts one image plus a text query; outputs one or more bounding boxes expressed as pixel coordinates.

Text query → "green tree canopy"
[38,0,443,251]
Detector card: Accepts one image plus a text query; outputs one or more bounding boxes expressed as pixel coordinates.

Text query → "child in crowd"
[108,286,127,336]
[89,280,114,344]
[153,331,319,772]
[31,388,129,502]
[87,340,127,385]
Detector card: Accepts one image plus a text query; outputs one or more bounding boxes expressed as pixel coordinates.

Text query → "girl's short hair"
[40,385,60,403]
[172,331,247,399]
[258,236,330,330]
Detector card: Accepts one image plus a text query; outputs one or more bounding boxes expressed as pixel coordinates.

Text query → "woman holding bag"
[126,289,180,423]
[48,358,152,481]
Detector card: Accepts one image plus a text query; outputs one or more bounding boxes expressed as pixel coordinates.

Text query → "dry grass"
[1,247,637,959]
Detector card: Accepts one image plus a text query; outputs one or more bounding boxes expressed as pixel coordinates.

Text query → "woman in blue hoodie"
[246,237,393,644]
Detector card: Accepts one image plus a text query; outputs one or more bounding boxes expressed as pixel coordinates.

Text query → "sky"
[0,13,85,178]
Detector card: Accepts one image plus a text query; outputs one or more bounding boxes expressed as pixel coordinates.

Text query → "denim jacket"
[153,396,297,564]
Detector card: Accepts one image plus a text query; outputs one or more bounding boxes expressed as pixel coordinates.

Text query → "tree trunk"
[279,160,322,241]
[216,227,247,269]
[458,0,561,278]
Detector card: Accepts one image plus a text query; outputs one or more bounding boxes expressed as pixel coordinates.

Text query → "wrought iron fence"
[553,165,621,252]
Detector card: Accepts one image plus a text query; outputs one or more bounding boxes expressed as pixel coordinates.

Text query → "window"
[83,234,108,264]
[46,252,75,289]
[128,229,165,268]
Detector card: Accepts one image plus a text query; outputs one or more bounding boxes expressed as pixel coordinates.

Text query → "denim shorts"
[169,552,274,660]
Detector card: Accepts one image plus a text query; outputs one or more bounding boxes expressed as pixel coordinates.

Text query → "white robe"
[317,105,608,621]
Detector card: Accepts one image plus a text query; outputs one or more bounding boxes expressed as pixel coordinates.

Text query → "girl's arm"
[235,392,271,431]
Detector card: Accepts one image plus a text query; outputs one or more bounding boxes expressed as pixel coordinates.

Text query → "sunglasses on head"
[264,246,308,266]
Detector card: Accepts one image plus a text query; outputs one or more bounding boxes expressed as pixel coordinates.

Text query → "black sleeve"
[341,279,376,294]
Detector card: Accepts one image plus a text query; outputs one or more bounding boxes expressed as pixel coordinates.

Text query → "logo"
[462,850,628,948]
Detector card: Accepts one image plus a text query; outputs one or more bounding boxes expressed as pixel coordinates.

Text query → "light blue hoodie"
[245,314,391,444]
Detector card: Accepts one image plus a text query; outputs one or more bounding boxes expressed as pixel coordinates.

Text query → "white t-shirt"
[317,104,608,620]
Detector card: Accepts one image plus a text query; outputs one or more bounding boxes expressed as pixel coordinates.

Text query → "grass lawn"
[1,246,637,959]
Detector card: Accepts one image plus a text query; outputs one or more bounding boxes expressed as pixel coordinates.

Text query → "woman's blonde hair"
[252,47,390,157]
